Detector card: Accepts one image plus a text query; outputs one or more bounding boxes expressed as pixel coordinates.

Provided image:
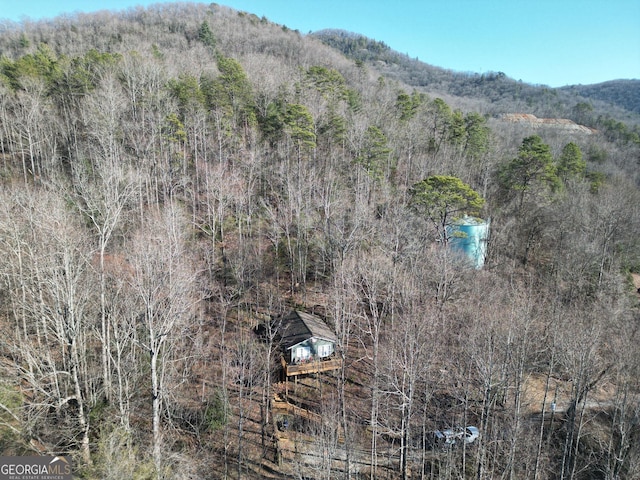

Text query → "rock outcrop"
[500,113,597,134]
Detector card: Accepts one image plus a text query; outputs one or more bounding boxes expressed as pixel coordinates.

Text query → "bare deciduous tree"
[126,202,200,473]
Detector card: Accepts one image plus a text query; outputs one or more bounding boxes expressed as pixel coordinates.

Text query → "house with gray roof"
[276,310,340,377]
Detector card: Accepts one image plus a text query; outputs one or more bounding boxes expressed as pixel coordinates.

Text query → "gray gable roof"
[277,310,337,350]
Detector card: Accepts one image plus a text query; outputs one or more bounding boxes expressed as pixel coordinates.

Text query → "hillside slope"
[312,29,640,124]
[560,79,640,115]
[0,4,638,479]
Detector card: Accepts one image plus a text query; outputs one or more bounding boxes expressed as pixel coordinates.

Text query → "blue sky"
[1,1,639,87]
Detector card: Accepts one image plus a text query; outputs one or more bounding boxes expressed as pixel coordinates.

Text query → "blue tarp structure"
[448,216,490,269]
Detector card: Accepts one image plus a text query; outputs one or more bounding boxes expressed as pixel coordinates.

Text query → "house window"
[317,343,332,358]
[295,346,311,361]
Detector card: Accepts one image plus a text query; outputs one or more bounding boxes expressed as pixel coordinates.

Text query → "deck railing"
[281,356,342,376]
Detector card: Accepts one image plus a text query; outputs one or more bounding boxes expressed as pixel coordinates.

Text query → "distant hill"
[311,29,640,124]
[560,80,640,115]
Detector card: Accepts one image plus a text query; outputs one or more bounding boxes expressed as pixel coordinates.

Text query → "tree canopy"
[499,135,560,209]
[410,175,484,243]
[557,141,586,180]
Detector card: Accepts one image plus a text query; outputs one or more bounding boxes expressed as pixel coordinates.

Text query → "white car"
[434,426,480,445]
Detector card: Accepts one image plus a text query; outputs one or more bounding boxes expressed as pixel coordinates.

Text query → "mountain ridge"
[310,29,640,123]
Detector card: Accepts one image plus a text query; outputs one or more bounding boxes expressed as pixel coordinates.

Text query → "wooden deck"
[281,356,342,377]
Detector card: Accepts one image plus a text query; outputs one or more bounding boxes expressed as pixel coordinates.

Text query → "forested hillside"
[312,29,640,127]
[0,3,639,479]
[561,80,640,116]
